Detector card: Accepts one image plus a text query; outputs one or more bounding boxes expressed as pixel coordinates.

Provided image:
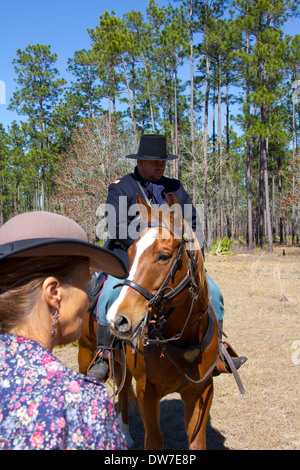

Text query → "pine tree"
[0,124,10,225]
[233,0,300,249]
[88,12,131,130]
[67,49,103,119]
[146,1,188,173]
[8,44,66,210]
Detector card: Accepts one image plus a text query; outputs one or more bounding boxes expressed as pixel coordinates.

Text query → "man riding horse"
[87,134,247,382]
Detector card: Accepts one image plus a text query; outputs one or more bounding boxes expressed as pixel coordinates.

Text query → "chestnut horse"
[79,194,219,449]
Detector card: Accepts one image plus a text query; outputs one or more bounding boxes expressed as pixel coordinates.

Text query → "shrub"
[210,237,233,255]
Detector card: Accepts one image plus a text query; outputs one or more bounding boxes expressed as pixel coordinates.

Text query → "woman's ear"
[42,277,62,308]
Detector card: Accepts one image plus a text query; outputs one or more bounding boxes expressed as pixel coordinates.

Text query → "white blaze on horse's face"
[107,228,158,330]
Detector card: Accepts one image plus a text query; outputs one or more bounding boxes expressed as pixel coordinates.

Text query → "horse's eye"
[157,252,172,262]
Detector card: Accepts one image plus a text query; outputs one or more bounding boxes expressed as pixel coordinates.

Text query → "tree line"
[0,0,299,249]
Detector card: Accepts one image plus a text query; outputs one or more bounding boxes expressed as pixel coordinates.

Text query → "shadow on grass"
[127,399,228,450]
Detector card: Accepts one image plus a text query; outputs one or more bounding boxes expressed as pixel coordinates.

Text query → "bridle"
[114,220,207,347]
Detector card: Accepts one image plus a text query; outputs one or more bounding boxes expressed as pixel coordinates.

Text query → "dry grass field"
[55,245,300,450]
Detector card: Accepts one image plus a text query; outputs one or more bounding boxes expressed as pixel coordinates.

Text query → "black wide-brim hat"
[126,134,178,160]
[0,211,128,279]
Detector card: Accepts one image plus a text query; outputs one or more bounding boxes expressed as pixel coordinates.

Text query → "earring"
[51,304,60,338]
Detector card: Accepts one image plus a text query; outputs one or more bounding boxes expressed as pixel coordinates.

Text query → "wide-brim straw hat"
[0,211,128,279]
[126,134,178,160]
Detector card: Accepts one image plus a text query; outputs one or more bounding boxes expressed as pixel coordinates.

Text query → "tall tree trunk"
[174,67,179,179]
[217,54,224,238]
[0,204,3,227]
[292,92,296,245]
[141,51,155,132]
[278,154,284,244]
[203,51,210,242]
[40,153,45,212]
[212,86,217,241]
[189,0,196,205]
[108,87,112,129]
[257,138,264,248]
[121,54,137,147]
[40,105,45,211]
[259,102,273,251]
[271,154,276,241]
[246,26,253,249]
[246,139,253,247]
[225,78,231,239]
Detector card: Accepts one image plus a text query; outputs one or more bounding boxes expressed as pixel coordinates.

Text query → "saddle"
[87,270,107,312]
[86,265,246,395]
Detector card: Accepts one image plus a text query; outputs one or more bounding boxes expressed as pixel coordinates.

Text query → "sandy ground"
[54,245,300,450]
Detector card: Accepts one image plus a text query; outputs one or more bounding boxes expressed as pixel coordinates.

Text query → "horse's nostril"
[114,314,131,333]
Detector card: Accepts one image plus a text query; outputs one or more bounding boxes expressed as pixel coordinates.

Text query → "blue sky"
[0,0,299,130]
[0,0,167,128]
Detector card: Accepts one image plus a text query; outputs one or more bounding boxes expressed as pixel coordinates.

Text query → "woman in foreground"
[0,211,128,450]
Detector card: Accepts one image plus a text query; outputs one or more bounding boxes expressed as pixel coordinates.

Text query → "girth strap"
[163,302,215,363]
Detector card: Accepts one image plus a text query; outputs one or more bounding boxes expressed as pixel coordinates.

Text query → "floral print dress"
[0,333,127,450]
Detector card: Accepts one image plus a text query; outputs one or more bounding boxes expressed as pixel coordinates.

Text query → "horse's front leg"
[180,379,214,450]
[136,378,163,450]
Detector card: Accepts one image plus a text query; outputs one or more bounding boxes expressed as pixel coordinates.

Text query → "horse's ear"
[166,193,178,207]
[136,193,151,222]
[167,193,183,234]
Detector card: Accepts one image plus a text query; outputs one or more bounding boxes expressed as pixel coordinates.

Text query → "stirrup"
[220,341,247,371]
[87,349,110,382]
[217,341,247,394]
[87,333,117,382]
[221,343,246,394]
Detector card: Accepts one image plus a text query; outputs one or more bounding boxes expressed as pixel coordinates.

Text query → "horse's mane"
[187,225,208,301]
